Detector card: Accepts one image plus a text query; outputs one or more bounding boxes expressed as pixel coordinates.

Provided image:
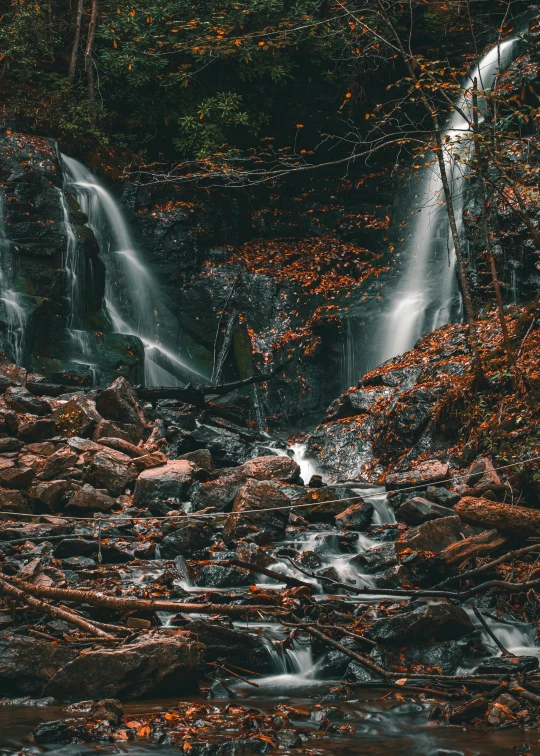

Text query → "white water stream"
[0,194,26,365]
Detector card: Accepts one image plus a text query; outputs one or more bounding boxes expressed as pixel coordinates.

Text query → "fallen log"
[440,529,507,566]
[434,544,540,589]
[455,498,540,536]
[0,577,115,638]
[10,578,287,616]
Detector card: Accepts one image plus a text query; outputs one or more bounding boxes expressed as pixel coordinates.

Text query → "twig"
[472,606,513,656]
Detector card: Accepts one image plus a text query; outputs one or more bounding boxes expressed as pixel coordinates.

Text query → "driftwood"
[434,544,540,588]
[10,578,286,616]
[455,498,540,536]
[0,577,115,638]
[440,529,507,566]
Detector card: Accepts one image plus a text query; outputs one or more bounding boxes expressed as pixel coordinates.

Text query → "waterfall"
[0,193,27,364]
[61,155,205,386]
[377,36,519,365]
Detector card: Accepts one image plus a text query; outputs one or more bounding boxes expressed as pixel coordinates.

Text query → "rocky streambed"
[0,354,538,755]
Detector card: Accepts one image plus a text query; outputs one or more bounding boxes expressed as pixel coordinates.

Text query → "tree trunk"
[212,308,238,385]
[68,0,85,81]
[471,79,515,368]
[84,0,99,123]
[455,497,540,536]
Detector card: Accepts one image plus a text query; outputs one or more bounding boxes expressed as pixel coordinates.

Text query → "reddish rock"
[223,479,290,544]
[133,459,193,507]
[93,419,143,444]
[37,448,78,481]
[0,465,34,489]
[95,377,146,427]
[30,480,71,510]
[87,448,137,497]
[18,418,56,443]
[53,396,102,438]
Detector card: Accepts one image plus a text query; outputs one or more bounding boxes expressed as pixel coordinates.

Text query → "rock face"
[44,634,203,700]
[0,632,76,695]
[367,603,474,644]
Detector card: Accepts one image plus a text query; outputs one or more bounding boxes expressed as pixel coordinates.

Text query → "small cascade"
[377,37,518,365]
[61,155,203,386]
[0,193,26,364]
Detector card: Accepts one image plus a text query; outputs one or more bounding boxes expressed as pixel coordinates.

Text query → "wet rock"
[93,419,143,444]
[0,438,23,452]
[31,720,80,745]
[460,457,510,500]
[297,550,323,569]
[208,678,235,700]
[223,480,290,545]
[395,516,481,554]
[476,656,539,675]
[133,459,193,507]
[317,637,363,679]
[351,542,397,573]
[160,521,213,559]
[238,455,300,483]
[425,486,461,507]
[67,484,115,512]
[30,480,71,510]
[334,501,374,530]
[367,603,474,645]
[0,631,76,695]
[276,730,302,748]
[18,418,56,443]
[4,386,51,416]
[37,448,78,481]
[195,564,251,589]
[179,449,215,471]
[44,633,202,700]
[190,424,257,467]
[87,448,137,497]
[188,619,274,674]
[308,474,325,487]
[62,556,96,570]
[95,377,146,427]
[0,488,32,513]
[376,564,413,589]
[385,460,449,491]
[90,698,123,725]
[396,497,455,525]
[53,396,102,438]
[294,487,360,524]
[54,538,98,558]
[0,465,34,489]
[371,641,463,675]
[447,696,488,724]
[342,661,382,683]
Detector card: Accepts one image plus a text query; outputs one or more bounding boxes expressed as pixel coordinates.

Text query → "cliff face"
[0,132,143,385]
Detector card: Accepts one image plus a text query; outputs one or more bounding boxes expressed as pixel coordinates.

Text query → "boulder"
[93,419,142,444]
[238,455,300,483]
[95,377,146,427]
[352,542,397,573]
[30,480,71,510]
[133,459,193,507]
[476,656,539,675]
[37,448,78,481]
[223,480,290,545]
[0,438,24,453]
[395,516,481,554]
[53,396,102,438]
[44,634,202,700]
[0,632,76,695]
[86,448,137,497]
[190,424,257,467]
[371,641,463,675]
[17,418,56,443]
[0,465,34,489]
[159,521,213,559]
[0,489,32,514]
[396,497,455,525]
[460,457,510,500]
[425,486,461,507]
[4,386,51,416]
[178,449,214,471]
[335,501,374,530]
[293,487,361,524]
[190,474,243,513]
[187,619,274,674]
[54,538,98,558]
[385,460,449,491]
[194,564,251,589]
[367,603,474,645]
[31,720,80,745]
[90,698,123,725]
[67,484,115,512]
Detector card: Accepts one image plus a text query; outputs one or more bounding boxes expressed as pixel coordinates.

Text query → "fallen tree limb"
[433,544,540,589]
[10,578,287,616]
[455,498,540,536]
[224,558,313,589]
[0,577,115,639]
[472,606,513,656]
[440,530,507,566]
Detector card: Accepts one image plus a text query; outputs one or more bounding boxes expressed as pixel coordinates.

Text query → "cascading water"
[377,37,519,365]
[0,193,27,364]
[61,155,204,386]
